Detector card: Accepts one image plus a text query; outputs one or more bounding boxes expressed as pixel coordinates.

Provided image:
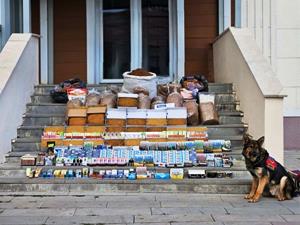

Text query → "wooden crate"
[117,93,139,107]
[87,106,106,125]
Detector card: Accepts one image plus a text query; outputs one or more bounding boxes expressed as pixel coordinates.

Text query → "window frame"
[88,0,182,83]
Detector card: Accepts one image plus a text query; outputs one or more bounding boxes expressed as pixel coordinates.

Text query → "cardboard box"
[146,109,167,126]
[127,109,147,125]
[65,126,85,133]
[167,108,187,126]
[117,93,139,107]
[85,126,106,133]
[106,108,126,126]
[63,139,84,146]
[87,106,106,125]
[146,127,167,132]
[67,107,87,126]
[44,126,65,133]
[105,139,125,146]
[124,139,142,146]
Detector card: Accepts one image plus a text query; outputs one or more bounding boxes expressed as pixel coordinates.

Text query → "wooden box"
[147,118,167,126]
[85,139,104,146]
[63,139,84,146]
[67,107,87,126]
[44,126,65,133]
[117,93,139,107]
[87,106,106,125]
[65,126,85,133]
[85,126,106,133]
[106,108,127,126]
[127,109,147,125]
[167,108,187,126]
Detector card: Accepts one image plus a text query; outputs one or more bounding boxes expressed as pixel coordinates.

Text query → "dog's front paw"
[244,194,253,199]
[248,197,259,203]
[277,196,286,201]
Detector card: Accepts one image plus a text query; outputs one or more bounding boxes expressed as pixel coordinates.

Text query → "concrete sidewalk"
[0,150,298,225]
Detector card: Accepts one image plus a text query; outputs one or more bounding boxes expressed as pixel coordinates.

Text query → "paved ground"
[0,150,298,225]
[0,193,299,225]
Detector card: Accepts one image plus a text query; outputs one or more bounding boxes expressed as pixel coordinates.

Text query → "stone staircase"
[0,83,252,194]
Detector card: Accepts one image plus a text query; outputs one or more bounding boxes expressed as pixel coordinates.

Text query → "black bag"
[50,78,86,103]
[180,74,209,99]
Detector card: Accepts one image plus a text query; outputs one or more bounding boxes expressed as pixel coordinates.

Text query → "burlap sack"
[138,93,151,109]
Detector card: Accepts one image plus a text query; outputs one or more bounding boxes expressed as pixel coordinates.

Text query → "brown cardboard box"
[117,93,139,107]
[67,107,87,126]
[44,126,65,133]
[105,139,125,146]
[146,118,167,126]
[65,126,85,133]
[106,119,126,127]
[124,139,142,146]
[87,106,106,125]
[85,126,106,133]
[63,139,84,146]
[85,139,104,145]
[127,118,146,126]
[146,127,167,132]
[167,119,187,126]
[41,139,64,148]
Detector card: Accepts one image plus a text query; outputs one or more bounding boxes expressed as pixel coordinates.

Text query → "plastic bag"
[199,93,219,125]
[67,88,88,104]
[122,71,157,98]
[86,89,101,106]
[166,89,183,107]
[133,86,149,96]
[180,75,208,99]
[138,93,151,109]
[157,83,181,97]
[67,99,83,109]
[100,89,117,108]
[183,100,199,126]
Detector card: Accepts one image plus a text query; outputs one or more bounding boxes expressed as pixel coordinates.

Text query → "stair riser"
[0,182,250,194]
[27,105,66,114]
[17,126,246,139]
[22,115,242,126]
[31,93,237,104]
[208,84,233,93]
[0,170,26,177]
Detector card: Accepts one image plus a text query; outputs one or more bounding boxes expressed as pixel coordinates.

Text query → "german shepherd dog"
[243,134,295,202]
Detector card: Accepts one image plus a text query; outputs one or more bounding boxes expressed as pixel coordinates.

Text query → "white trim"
[22,0,31,33]
[40,0,48,84]
[130,0,142,70]
[235,0,241,28]
[176,0,185,81]
[86,0,96,84]
[48,0,54,84]
[218,0,224,34]
[223,0,231,30]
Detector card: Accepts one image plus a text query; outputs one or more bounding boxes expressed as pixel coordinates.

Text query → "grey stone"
[135,214,213,223]
[39,200,107,208]
[225,207,292,215]
[45,215,133,224]
[96,195,155,202]
[74,208,150,216]
[151,207,227,215]
[0,208,76,217]
[0,216,47,224]
[212,214,285,222]
[0,202,42,209]
[160,200,232,208]
[107,201,159,208]
[272,223,300,225]
[280,215,300,222]
[172,223,224,225]
[0,197,13,203]
[223,223,272,225]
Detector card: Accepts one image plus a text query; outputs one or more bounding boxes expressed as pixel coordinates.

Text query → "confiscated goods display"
[100,89,117,108]
[133,86,149,96]
[199,93,219,125]
[86,89,101,107]
[151,96,166,109]
[157,83,181,97]
[166,89,183,107]
[183,100,199,126]
[138,93,151,109]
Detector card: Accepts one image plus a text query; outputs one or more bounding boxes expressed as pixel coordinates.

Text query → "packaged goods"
[166,89,183,107]
[100,89,117,108]
[151,96,166,109]
[199,93,219,125]
[21,154,36,166]
[188,169,206,178]
[67,88,88,104]
[180,74,209,98]
[122,70,157,98]
[86,89,101,106]
[183,100,199,126]
[87,106,106,125]
[133,86,149,96]
[127,109,147,125]
[157,83,181,97]
[138,93,151,109]
[117,93,139,108]
[67,99,83,108]
[167,107,187,126]
[66,107,87,126]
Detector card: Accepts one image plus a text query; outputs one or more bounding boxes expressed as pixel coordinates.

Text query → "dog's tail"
[287,171,299,197]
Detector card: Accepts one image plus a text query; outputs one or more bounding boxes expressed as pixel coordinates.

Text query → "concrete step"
[33,83,233,95]
[0,176,251,194]
[31,92,238,104]
[21,111,244,127]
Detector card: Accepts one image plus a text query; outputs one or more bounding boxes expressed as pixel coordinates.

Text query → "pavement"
[0,150,298,225]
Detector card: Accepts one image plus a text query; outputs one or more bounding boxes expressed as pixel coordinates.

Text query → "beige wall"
[240,0,300,116]
[0,34,39,163]
[213,28,284,163]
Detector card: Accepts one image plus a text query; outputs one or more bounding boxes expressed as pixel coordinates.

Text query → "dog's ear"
[243,133,252,145]
[257,136,265,147]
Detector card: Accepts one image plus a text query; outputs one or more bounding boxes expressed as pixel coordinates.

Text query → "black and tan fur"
[243,134,295,203]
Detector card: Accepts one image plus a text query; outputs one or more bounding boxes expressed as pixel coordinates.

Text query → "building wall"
[184,0,218,81]
[240,0,300,149]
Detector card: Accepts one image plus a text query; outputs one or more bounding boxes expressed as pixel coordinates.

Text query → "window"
[95,0,177,82]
